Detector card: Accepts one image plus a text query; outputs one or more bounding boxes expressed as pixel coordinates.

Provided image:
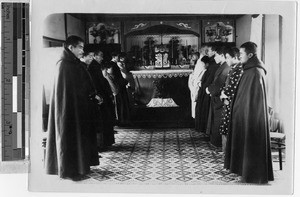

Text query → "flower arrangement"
[89,23,119,44]
[221,28,232,37]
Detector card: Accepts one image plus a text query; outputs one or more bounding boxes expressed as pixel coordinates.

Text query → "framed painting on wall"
[202,20,235,44]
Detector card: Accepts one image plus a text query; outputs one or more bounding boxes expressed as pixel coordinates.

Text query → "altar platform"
[129,68,194,128]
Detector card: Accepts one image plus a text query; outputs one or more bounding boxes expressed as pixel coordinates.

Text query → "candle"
[141,41,143,65]
[134,40,137,58]
[171,39,173,59]
[149,39,151,65]
[186,40,188,59]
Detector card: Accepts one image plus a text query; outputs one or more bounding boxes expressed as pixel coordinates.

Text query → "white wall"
[236,15,251,47]
[264,15,281,115]
[236,14,281,116]
[43,14,66,40]
[41,47,64,104]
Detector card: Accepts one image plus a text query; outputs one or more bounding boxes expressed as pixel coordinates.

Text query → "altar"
[130,68,193,127]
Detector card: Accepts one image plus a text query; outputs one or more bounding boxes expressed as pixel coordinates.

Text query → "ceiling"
[69,13,244,23]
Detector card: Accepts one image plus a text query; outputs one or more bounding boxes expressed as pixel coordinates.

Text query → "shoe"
[61,174,88,182]
[71,174,88,181]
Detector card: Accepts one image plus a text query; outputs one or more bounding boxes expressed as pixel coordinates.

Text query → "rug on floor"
[87,128,280,185]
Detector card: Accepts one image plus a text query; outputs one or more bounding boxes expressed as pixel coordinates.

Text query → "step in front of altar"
[130,104,193,128]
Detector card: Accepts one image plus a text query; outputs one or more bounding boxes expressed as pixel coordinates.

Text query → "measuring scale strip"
[1,3,29,161]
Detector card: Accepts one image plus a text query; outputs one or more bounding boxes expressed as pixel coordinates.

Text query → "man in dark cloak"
[195,45,219,133]
[110,52,131,125]
[225,42,274,183]
[206,46,230,147]
[45,36,99,180]
[88,50,115,149]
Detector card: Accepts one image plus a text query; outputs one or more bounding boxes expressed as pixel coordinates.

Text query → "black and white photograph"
[27,0,297,195]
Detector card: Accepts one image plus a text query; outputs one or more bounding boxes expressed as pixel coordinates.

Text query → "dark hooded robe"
[45,47,99,179]
[110,60,131,125]
[88,60,115,147]
[207,62,230,147]
[224,55,274,183]
[195,56,219,132]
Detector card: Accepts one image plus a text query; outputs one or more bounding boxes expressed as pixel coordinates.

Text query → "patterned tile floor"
[86,128,283,185]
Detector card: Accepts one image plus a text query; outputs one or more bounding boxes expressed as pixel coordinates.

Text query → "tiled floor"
[84,128,283,185]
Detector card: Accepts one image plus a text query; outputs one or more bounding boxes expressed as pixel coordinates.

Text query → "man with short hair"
[199,44,208,60]
[225,41,274,183]
[195,44,219,133]
[205,46,230,148]
[94,50,104,64]
[88,51,116,150]
[188,52,202,118]
[110,52,131,125]
[190,52,200,67]
[45,35,99,181]
[81,50,95,67]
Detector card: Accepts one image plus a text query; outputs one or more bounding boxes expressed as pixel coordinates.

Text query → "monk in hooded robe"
[225,42,274,184]
[45,36,99,180]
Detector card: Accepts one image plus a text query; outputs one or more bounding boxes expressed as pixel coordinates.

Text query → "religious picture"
[203,20,235,43]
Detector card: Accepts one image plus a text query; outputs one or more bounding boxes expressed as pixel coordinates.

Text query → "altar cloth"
[131,69,193,79]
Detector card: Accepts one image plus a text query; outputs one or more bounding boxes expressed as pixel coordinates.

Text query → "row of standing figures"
[43,35,274,184]
[43,36,132,181]
[188,42,274,184]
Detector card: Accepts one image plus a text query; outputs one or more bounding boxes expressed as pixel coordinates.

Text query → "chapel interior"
[40,13,288,184]
[43,13,283,127]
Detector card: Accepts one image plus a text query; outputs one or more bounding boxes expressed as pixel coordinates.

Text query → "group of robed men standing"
[189,42,274,184]
[45,35,131,181]
[44,35,274,184]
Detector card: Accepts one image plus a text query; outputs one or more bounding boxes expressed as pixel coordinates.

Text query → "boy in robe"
[225,42,274,183]
[195,45,219,133]
[206,46,230,148]
[110,52,131,125]
[89,50,116,150]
